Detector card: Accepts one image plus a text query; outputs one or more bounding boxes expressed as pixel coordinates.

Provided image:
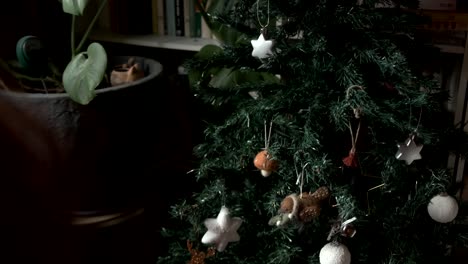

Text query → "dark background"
[0,1,201,263]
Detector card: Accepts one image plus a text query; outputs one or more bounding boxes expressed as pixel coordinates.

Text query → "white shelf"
[89,30,219,52]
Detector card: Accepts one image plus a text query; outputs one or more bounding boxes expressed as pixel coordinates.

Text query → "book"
[175,0,185,36]
[420,0,456,10]
[183,0,191,37]
[157,0,165,35]
[191,0,202,38]
[201,0,212,39]
[165,0,176,36]
[151,0,159,34]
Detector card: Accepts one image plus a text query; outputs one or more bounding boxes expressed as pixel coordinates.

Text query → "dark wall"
[0,0,69,64]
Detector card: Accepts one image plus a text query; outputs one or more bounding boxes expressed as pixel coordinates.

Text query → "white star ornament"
[251,33,273,59]
[201,206,243,252]
[395,137,423,165]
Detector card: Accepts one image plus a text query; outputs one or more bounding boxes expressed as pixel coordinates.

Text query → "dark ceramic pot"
[0,56,163,215]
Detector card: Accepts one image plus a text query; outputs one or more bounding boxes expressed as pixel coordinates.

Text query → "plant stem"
[195,0,213,30]
[75,0,108,54]
[71,15,76,58]
[41,79,49,94]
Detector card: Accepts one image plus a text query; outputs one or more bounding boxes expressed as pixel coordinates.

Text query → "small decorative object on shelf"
[110,57,145,86]
[16,35,47,73]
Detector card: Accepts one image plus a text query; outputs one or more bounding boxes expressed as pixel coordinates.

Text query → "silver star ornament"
[251,33,273,59]
[201,206,243,252]
[395,137,423,165]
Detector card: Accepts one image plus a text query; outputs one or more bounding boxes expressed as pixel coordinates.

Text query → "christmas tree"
[158,0,468,263]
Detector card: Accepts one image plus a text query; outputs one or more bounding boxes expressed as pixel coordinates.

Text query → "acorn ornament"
[254,150,278,177]
[319,241,351,264]
[427,193,459,223]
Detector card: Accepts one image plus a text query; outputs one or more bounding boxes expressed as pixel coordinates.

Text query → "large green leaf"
[197,0,247,46]
[61,0,89,16]
[188,44,223,87]
[209,68,279,89]
[63,42,107,105]
[189,44,279,90]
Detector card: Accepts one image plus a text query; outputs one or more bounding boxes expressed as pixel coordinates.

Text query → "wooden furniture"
[424,11,468,202]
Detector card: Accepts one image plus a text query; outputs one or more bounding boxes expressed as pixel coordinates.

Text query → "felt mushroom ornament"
[427,193,459,223]
[253,120,278,177]
[254,150,278,177]
[269,186,330,226]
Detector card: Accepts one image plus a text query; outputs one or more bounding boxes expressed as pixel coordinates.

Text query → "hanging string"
[408,105,423,133]
[256,0,270,28]
[348,120,361,154]
[345,85,364,118]
[415,107,423,132]
[220,179,227,206]
[343,85,364,167]
[326,217,357,241]
[367,183,385,215]
[264,120,273,149]
[295,162,310,198]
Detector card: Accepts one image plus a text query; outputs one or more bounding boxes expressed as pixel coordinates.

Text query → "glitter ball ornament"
[253,150,279,177]
[319,241,351,264]
[427,193,459,223]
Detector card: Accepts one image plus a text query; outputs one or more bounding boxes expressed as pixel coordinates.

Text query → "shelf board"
[89,30,219,52]
[90,30,465,55]
[435,43,466,54]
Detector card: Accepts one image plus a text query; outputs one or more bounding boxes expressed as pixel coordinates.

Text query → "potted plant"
[0,0,164,221]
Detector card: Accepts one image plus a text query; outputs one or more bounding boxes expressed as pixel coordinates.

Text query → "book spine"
[165,0,176,36]
[192,0,202,38]
[151,0,159,34]
[200,0,211,39]
[183,0,191,37]
[175,0,185,36]
[157,0,165,35]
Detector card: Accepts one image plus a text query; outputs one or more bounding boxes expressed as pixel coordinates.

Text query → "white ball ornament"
[319,241,351,264]
[427,193,459,223]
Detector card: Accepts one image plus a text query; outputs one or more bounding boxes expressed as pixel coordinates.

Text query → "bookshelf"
[435,43,465,54]
[89,29,219,52]
[420,10,468,190]
[87,0,217,52]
